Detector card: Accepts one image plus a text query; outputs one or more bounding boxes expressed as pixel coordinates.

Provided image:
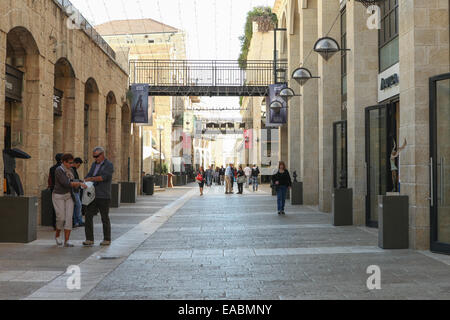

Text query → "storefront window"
[379,0,399,72]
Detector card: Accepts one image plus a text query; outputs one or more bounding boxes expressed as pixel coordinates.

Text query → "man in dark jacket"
[83,147,114,247]
[48,153,63,230]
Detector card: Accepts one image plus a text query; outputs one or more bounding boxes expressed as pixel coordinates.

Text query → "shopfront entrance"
[365,100,399,228]
[430,73,450,254]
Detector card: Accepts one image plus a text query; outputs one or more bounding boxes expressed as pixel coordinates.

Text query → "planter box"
[110,183,120,208]
[143,175,155,195]
[291,182,303,205]
[120,182,136,204]
[0,196,38,243]
[41,189,54,227]
[378,195,409,249]
[332,188,353,226]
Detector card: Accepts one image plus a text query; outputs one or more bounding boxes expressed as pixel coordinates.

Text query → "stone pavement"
[0,187,190,300]
[2,183,450,300]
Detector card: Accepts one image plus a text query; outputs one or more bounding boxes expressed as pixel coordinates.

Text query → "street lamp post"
[157,125,164,176]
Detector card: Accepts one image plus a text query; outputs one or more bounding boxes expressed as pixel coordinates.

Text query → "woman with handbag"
[236,165,246,194]
[196,167,206,196]
[271,161,292,215]
[52,154,87,247]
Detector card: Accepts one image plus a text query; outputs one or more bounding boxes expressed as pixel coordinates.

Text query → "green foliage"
[155,162,169,174]
[238,6,278,69]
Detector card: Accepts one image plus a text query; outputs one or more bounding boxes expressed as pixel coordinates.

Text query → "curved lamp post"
[292,67,320,86]
[277,87,301,102]
[269,100,284,114]
[313,36,350,61]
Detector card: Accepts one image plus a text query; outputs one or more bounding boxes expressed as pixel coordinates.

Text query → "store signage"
[53,88,63,116]
[378,63,400,102]
[266,84,288,127]
[5,64,23,101]
[130,84,151,124]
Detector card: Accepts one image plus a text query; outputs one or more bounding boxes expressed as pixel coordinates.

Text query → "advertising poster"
[131,83,150,124]
[266,83,287,127]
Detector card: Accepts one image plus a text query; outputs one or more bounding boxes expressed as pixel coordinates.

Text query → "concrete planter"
[40,189,54,227]
[291,182,303,205]
[0,196,38,243]
[378,195,409,249]
[332,188,353,226]
[110,183,121,208]
[120,182,137,204]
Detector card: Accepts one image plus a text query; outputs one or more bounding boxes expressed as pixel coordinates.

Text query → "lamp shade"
[314,37,341,61]
[269,100,283,114]
[278,87,297,102]
[292,67,313,86]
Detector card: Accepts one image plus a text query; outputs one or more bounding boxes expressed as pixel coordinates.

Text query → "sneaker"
[278,211,281,215]
[55,236,63,246]
[64,242,74,248]
[281,211,286,215]
[100,241,111,246]
[79,222,85,227]
[83,240,94,247]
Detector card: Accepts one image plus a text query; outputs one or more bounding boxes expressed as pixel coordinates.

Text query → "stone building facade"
[1,0,142,222]
[273,0,450,252]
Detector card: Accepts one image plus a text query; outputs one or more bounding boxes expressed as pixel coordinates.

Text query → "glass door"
[430,73,450,254]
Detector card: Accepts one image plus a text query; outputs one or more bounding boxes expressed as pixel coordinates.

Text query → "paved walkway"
[2,184,450,300]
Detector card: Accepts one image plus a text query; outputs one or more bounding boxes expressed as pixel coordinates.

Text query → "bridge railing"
[129,60,287,87]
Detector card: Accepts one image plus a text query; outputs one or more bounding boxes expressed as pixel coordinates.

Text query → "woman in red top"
[196,167,206,196]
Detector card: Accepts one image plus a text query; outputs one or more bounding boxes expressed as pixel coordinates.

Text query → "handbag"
[237,176,246,184]
[196,173,203,183]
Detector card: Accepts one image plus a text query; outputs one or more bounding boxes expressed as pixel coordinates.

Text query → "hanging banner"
[130,83,150,124]
[244,129,253,149]
[266,83,288,127]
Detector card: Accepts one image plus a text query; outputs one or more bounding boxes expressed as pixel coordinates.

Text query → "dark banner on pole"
[131,84,150,124]
[266,83,287,127]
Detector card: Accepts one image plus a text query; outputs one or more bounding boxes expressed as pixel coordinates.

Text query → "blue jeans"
[276,186,287,212]
[251,176,258,191]
[73,192,83,225]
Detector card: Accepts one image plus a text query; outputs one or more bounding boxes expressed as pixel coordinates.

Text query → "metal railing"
[53,0,116,60]
[129,60,287,87]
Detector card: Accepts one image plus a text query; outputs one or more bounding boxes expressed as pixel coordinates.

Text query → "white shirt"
[244,167,252,176]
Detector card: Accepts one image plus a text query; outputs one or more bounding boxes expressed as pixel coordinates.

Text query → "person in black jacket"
[271,161,292,215]
[236,165,245,194]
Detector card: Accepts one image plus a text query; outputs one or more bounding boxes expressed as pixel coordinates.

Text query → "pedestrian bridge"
[129,60,287,97]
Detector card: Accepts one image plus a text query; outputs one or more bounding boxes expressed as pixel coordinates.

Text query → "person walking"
[71,158,84,228]
[219,165,225,186]
[52,154,87,247]
[271,161,292,215]
[225,164,233,194]
[48,153,64,230]
[244,164,252,188]
[83,147,114,247]
[196,167,205,196]
[236,165,246,194]
[251,164,260,192]
[205,165,213,187]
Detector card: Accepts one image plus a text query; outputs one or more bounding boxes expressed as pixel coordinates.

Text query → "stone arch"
[53,57,76,155]
[121,103,131,181]
[106,91,118,171]
[5,26,41,195]
[83,78,100,176]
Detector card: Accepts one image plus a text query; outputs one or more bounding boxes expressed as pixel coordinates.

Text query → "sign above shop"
[378,63,400,102]
[5,64,23,101]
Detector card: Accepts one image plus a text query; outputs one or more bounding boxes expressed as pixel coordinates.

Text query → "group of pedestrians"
[196,163,260,195]
[47,147,114,248]
[195,160,292,216]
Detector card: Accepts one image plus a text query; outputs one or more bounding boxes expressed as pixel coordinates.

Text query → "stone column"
[399,0,450,249]
[73,78,84,159]
[0,30,6,194]
[299,0,319,205]
[287,0,301,176]
[346,1,378,225]
[318,0,341,212]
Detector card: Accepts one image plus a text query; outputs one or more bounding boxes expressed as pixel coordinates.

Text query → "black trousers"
[238,183,243,194]
[85,198,111,242]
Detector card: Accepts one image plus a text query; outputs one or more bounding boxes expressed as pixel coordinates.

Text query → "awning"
[151,148,165,160]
